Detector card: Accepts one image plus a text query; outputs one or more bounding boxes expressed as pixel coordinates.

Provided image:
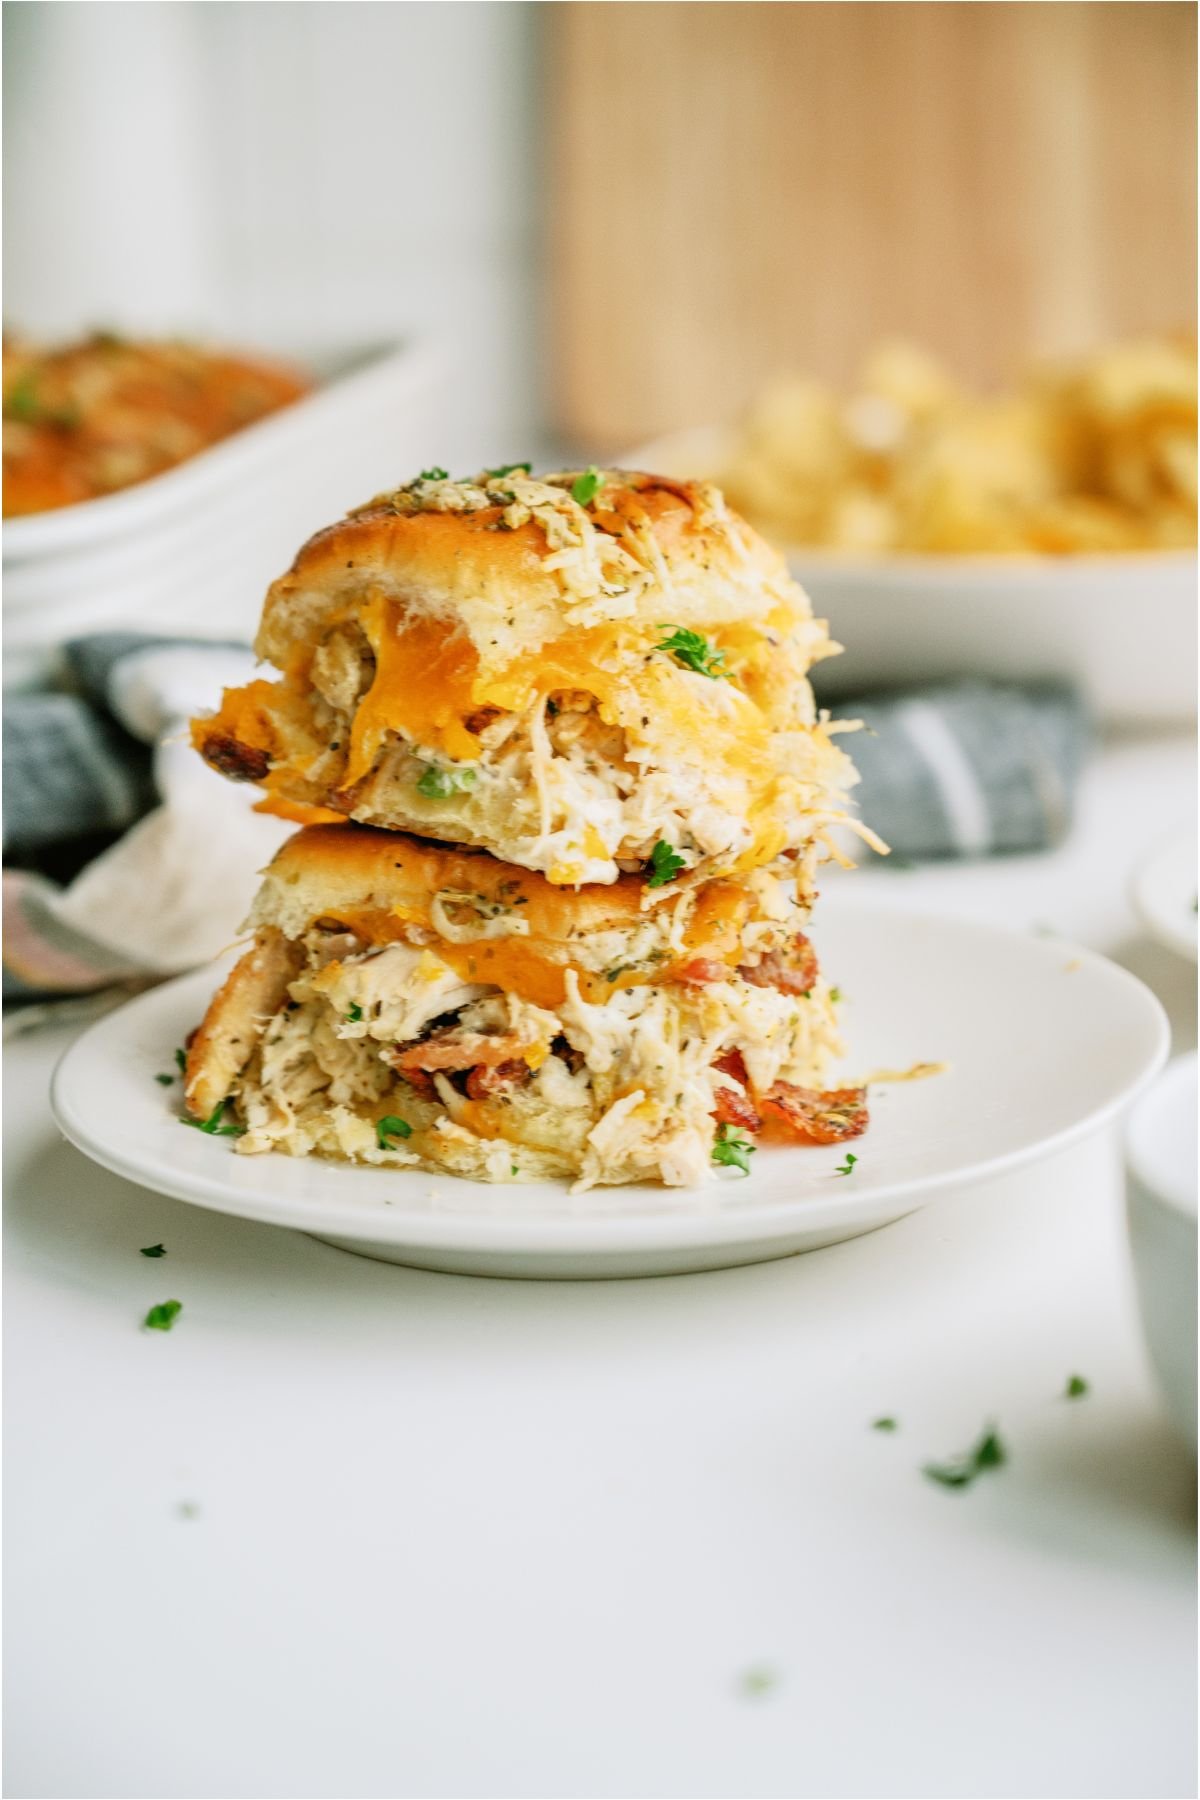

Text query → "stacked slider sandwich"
[187,468,877,1190]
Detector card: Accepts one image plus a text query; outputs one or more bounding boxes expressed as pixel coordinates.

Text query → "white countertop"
[6,732,1197,1800]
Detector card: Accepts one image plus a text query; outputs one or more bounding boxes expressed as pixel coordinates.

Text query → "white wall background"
[3,0,544,469]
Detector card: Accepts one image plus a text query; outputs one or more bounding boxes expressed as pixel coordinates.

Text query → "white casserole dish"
[629,426,1198,725]
[3,339,447,688]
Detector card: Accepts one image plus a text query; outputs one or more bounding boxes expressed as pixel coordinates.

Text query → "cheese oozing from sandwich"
[192,470,865,887]
[184,826,867,1190]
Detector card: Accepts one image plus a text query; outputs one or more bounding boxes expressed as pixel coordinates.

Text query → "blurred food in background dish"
[2,332,309,517]
[718,337,1197,556]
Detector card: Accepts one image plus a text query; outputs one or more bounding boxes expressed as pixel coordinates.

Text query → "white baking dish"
[629,426,1198,725]
[4,339,448,687]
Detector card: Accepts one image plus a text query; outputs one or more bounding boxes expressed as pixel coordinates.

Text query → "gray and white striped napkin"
[3,635,1090,1002]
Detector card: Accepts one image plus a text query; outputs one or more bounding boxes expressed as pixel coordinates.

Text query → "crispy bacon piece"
[713,1049,748,1084]
[674,957,731,985]
[760,1082,868,1145]
[201,733,270,783]
[713,1085,761,1131]
[710,1049,761,1130]
[465,1060,531,1101]
[739,932,819,997]
[396,1067,438,1100]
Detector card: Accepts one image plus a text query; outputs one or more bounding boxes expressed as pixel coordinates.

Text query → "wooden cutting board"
[547,2,1197,452]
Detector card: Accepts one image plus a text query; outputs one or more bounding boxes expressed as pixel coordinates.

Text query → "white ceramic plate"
[629,426,1198,726]
[1131,830,1198,963]
[51,905,1168,1279]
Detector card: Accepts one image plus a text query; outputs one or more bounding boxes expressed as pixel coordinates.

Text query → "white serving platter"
[4,338,447,688]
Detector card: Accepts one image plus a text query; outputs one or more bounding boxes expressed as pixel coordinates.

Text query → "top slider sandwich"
[192,467,867,892]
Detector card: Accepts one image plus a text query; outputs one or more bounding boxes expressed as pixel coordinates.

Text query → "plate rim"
[49,904,1170,1254]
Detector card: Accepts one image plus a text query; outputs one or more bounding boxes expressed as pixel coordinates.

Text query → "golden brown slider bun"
[192,468,860,887]
[185,824,862,1190]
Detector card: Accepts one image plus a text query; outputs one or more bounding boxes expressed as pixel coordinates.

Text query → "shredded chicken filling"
[225,921,848,1190]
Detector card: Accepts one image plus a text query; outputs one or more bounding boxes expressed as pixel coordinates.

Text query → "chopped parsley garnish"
[571,466,605,506]
[834,1151,858,1176]
[417,763,477,799]
[923,1424,1007,1490]
[175,1047,187,1073]
[5,373,79,428]
[656,626,727,679]
[487,462,532,478]
[346,1002,364,1023]
[646,840,687,888]
[140,1244,167,1258]
[737,1665,779,1699]
[376,1115,413,1149]
[414,465,448,483]
[6,372,42,421]
[872,1416,898,1432]
[712,1124,756,1175]
[828,987,842,1003]
[181,1101,245,1137]
[154,1072,175,1086]
[143,1300,182,1332]
[1064,1374,1089,1399]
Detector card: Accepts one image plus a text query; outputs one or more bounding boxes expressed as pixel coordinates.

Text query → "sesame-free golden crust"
[254,472,793,669]
[184,929,302,1118]
[253,824,654,942]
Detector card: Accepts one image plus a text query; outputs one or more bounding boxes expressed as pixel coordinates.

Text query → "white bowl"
[629,426,1198,726]
[3,338,447,688]
[1125,1052,1198,1453]
[1131,829,1199,964]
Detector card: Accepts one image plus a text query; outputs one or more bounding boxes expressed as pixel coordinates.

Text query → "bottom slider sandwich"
[185,826,867,1190]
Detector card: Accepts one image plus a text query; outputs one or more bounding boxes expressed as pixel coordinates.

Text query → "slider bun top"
[192,469,858,887]
[255,469,824,676]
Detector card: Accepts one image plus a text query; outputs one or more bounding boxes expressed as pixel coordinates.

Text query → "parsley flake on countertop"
[140,1244,167,1259]
[181,1101,245,1137]
[376,1115,413,1149]
[872,1417,898,1432]
[656,626,728,679]
[143,1300,182,1332]
[737,1665,780,1699]
[923,1424,1007,1490]
[417,763,477,799]
[646,841,687,888]
[834,1151,858,1177]
[174,1047,187,1073]
[1064,1374,1089,1399]
[571,466,605,506]
[154,1072,175,1086]
[712,1124,756,1175]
